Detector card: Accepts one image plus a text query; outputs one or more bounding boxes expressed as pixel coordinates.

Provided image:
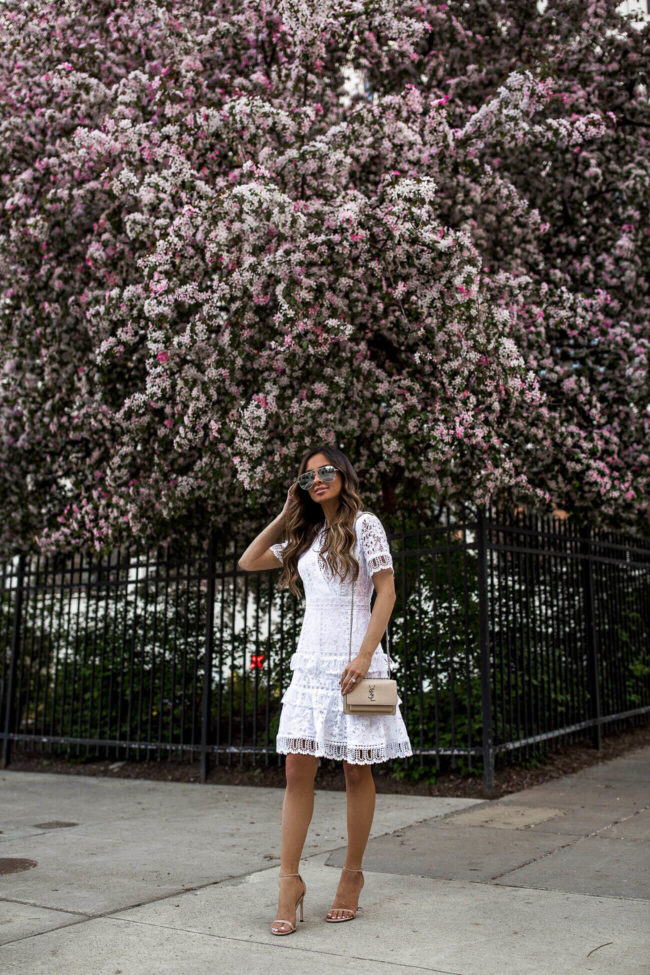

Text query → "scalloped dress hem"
[276,736,413,766]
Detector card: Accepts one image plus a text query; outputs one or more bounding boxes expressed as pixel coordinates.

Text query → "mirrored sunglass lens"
[297,467,337,489]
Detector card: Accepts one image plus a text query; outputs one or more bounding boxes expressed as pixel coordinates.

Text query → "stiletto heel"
[326,865,364,922]
[271,872,307,936]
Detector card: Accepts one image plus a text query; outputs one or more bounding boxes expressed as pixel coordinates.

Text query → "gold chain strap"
[347,577,392,678]
[348,582,354,662]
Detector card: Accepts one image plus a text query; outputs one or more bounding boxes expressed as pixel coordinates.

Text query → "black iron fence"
[1,504,649,787]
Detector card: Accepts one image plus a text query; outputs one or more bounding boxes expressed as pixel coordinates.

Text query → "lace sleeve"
[359,512,394,576]
[269,539,288,564]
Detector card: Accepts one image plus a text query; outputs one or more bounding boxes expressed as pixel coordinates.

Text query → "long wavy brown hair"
[277,444,365,598]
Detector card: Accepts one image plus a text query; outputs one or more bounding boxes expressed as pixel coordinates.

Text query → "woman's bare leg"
[327,761,375,919]
[273,753,318,932]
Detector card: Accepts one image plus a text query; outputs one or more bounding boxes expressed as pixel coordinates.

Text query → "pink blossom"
[0,0,644,558]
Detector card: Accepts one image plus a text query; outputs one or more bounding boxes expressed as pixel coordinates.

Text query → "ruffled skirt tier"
[276,650,413,765]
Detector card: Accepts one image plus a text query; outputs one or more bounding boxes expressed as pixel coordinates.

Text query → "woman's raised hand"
[281,481,299,517]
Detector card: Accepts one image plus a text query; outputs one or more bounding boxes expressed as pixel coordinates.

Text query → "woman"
[238,444,412,935]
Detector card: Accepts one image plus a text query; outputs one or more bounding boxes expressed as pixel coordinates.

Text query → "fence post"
[580,523,602,749]
[476,506,495,791]
[1,553,26,769]
[200,531,217,783]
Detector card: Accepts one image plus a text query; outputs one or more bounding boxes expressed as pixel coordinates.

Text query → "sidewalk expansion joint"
[86,916,467,975]
[584,803,649,839]
[489,880,650,904]
[0,896,92,918]
[489,801,650,883]
[489,835,578,882]
[0,912,94,948]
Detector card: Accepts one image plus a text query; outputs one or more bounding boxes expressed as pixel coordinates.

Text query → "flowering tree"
[397,0,650,532]
[0,0,647,558]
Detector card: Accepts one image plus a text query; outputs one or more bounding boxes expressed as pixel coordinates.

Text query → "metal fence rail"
[1,503,649,787]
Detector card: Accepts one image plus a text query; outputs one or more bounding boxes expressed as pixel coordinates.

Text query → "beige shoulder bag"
[342,584,398,715]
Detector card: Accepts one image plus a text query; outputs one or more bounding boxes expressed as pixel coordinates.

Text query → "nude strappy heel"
[326,865,364,922]
[270,872,306,936]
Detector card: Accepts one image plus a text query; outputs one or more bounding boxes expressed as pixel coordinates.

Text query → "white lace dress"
[270,510,413,765]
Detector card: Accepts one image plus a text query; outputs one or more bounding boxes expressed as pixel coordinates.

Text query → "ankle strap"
[343,866,363,872]
[279,872,301,878]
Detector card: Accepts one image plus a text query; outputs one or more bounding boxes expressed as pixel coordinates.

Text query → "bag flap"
[345,678,397,707]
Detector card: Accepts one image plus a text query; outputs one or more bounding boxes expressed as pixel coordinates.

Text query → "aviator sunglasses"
[297,465,341,491]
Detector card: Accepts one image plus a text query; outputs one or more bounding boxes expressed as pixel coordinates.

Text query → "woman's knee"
[343,761,373,789]
[285,753,318,790]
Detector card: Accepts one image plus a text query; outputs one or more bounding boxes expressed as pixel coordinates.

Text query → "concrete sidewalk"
[1,748,648,975]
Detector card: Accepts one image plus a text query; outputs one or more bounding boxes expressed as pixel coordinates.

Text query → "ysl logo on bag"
[368,684,376,701]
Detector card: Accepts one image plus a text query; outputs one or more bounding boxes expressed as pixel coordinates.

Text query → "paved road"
[1,747,648,974]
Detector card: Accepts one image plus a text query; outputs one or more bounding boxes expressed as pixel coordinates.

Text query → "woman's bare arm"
[237,483,298,571]
[238,513,287,572]
[339,568,397,693]
[357,569,397,661]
